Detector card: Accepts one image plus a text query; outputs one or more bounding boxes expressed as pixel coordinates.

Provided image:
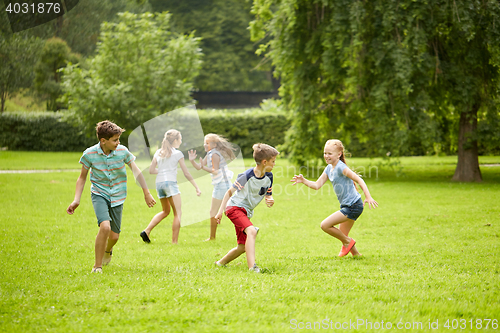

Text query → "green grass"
[1,153,499,332]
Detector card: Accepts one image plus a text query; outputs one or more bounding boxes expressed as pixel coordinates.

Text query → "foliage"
[149,0,273,91]
[250,0,500,170]
[25,0,152,56]
[34,38,80,111]
[0,109,290,154]
[0,33,44,112]
[60,12,203,143]
[198,109,289,157]
[0,112,93,151]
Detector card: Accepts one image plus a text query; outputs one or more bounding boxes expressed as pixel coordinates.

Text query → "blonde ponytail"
[159,129,181,158]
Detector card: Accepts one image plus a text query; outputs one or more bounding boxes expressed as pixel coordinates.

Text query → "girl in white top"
[188,133,236,241]
[291,139,378,257]
[140,129,201,244]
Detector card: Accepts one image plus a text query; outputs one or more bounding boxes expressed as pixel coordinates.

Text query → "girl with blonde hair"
[188,133,236,241]
[291,139,378,257]
[140,129,201,244]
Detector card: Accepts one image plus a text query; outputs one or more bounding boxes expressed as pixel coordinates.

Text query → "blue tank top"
[323,161,361,206]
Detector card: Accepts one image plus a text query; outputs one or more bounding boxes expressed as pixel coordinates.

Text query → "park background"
[1,0,499,332]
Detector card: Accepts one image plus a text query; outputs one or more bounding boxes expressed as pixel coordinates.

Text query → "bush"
[0,110,291,155]
[198,109,290,157]
[0,112,94,151]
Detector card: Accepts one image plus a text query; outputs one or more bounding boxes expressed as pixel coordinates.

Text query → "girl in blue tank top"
[291,139,378,257]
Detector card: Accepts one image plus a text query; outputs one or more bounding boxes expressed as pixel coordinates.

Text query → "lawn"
[0,152,499,332]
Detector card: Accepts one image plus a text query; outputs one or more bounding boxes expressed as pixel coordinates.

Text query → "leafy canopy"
[250,0,500,165]
[61,12,202,141]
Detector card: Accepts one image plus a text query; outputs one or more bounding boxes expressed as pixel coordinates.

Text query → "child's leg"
[219,244,246,265]
[102,230,120,263]
[320,211,353,246]
[339,220,361,256]
[144,198,171,236]
[95,220,111,268]
[244,226,258,269]
[167,194,182,244]
[207,197,223,241]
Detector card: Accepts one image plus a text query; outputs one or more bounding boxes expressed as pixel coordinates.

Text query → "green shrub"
[0,110,291,155]
[0,112,94,151]
[198,109,290,157]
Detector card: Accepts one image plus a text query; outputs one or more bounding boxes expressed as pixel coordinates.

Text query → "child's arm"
[265,195,274,208]
[343,168,379,209]
[291,172,328,190]
[188,150,203,170]
[214,187,236,224]
[178,158,201,196]
[67,166,89,214]
[190,150,217,174]
[129,161,156,208]
[149,157,158,174]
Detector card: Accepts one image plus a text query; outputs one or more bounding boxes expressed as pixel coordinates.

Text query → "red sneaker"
[339,238,356,257]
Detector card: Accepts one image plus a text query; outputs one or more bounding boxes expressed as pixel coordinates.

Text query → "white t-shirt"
[154,148,184,183]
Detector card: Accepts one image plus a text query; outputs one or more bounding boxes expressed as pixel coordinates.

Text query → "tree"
[28,0,152,57]
[0,33,43,112]
[60,12,202,142]
[251,0,500,182]
[149,0,273,91]
[34,38,80,111]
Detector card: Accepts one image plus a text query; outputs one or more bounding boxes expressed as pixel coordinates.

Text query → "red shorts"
[225,206,253,244]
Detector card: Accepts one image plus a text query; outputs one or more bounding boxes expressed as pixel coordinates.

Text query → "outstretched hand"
[364,197,379,209]
[290,174,305,185]
[188,150,197,161]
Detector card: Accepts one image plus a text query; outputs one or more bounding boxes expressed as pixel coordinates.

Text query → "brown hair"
[325,139,360,191]
[205,133,236,161]
[159,129,181,158]
[252,143,279,164]
[96,120,125,140]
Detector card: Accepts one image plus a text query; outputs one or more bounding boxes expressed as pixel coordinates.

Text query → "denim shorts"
[340,198,364,221]
[91,193,123,234]
[156,181,180,199]
[212,181,231,200]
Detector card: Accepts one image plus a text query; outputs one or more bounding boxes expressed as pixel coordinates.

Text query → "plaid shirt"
[80,143,135,207]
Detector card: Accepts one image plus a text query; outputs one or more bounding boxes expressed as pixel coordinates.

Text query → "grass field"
[0,152,499,332]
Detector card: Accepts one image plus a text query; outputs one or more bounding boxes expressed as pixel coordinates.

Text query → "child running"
[215,143,279,273]
[291,139,378,257]
[140,129,201,244]
[188,133,236,241]
[67,120,156,273]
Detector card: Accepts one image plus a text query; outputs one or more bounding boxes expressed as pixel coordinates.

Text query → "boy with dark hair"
[214,143,279,273]
[67,120,156,273]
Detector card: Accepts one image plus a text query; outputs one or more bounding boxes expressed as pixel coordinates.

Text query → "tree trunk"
[452,105,482,182]
[1,91,5,113]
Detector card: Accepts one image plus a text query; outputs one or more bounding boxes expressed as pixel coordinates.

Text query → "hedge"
[0,112,94,151]
[198,109,289,157]
[0,110,291,156]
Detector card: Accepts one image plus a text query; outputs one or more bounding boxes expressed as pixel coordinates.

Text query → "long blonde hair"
[325,139,360,191]
[205,133,236,161]
[159,129,181,158]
